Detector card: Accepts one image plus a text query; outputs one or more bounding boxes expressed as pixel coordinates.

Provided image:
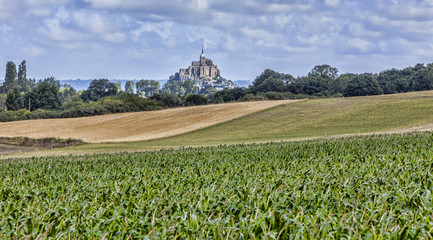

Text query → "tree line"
[2,60,433,122]
[211,63,433,102]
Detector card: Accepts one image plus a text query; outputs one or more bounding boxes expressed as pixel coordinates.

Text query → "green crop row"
[1,132,433,239]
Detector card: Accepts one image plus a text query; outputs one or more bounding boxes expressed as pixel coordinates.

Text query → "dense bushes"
[0,93,165,122]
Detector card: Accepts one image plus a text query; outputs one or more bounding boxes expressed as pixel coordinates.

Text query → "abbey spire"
[200,43,205,62]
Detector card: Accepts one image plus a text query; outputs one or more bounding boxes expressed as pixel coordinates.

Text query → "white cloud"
[349,23,382,38]
[324,0,341,8]
[22,45,45,57]
[72,10,113,34]
[240,27,268,38]
[101,32,126,43]
[132,21,174,41]
[39,17,88,42]
[347,38,373,53]
[55,7,70,22]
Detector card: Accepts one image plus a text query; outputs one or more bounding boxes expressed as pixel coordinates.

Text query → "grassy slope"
[148,91,433,145]
[7,90,433,157]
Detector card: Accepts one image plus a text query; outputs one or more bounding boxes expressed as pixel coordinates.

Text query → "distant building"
[179,45,221,81]
[172,46,235,92]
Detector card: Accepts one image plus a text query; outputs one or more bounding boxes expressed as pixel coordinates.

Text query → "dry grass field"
[0,100,299,143]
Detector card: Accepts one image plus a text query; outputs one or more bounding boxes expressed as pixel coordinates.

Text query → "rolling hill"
[3,90,433,157]
[0,100,298,143]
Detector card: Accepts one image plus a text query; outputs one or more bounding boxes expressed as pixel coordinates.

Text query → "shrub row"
[0,93,165,122]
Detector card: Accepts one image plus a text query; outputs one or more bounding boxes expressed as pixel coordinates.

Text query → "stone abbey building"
[173,46,235,91]
[179,46,221,81]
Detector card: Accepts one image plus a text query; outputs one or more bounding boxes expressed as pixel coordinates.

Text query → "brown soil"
[0,100,300,143]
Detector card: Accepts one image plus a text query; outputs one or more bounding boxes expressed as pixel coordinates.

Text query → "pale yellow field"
[0,100,300,143]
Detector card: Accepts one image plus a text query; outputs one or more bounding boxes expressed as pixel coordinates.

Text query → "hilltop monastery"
[179,46,221,81]
[175,46,235,91]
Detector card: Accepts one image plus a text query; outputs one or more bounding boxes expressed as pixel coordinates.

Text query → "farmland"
[0,100,296,143]
[1,132,433,238]
[21,90,433,157]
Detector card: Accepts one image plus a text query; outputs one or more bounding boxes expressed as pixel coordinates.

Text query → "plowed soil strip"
[0,100,300,143]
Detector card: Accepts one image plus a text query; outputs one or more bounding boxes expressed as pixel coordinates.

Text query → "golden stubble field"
[0,100,301,143]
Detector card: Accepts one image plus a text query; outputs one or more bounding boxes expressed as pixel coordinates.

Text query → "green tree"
[251,69,292,93]
[125,81,135,94]
[114,81,122,93]
[80,79,118,102]
[24,77,61,111]
[408,63,433,91]
[151,92,184,107]
[213,88,246,102]
[59,84,78,104]
[0,94,5,110]
[136,80,160,97]
[6,87,23,111]
[343,74,383,97]
[200,86,217,95]
[329,73,356,94]
[185,94,207,106]
[3,61,17,93]
[287,75,329,96]
[309,64,339,80]
[17,60,29,92]
[182,80,197,95]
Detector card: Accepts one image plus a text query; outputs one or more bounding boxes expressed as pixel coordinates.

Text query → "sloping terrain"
[0,100,298,143]
[140,90,433,147]
[4,91,433,158]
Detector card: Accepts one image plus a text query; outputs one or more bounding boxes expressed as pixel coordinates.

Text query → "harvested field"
[0,100,300,143]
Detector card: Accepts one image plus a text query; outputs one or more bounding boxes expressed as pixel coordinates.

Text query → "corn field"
[1,132,433,239]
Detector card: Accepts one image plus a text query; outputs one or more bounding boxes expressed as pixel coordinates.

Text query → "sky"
[1,0,433,81]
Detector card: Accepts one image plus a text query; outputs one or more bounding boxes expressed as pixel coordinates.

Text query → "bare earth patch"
[0,100,300,143]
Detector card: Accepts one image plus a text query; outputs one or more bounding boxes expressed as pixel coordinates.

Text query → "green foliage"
[59,84,78,104]
[289,75,329,96]
[0,94,5,109]
[116,93,165,111]
[1,132,433,238]
[213,88,246,102]
[136,79,160,97]
[24,77,61,111]
[199,86,217,95]
[329,73,355,94]
[251,69,293,93]
[151,92,184,108]
[185,94,207,106]
[0,136,83,148]
[125,80,135,94]
[61,99,85,111]
[3,61,17,93]
[5,87,22,111]
[17,60,29,92]
[239,93,266,101]
[80,79,118,102]
[162,79,198,96]
[258,91,296,100]
[309,64,339,80]
[344,74,383,97]
[0,94,165,122]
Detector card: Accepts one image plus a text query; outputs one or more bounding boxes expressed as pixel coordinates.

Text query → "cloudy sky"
[1,0,433,81]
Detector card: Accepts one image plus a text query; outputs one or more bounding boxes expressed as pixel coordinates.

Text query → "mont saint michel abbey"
[179,46,221,81]
[172,46,235,91]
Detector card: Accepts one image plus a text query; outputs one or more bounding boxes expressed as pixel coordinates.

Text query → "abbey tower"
[178,45,221,81]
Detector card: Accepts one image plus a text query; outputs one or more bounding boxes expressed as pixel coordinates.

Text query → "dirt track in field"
[0,100,301,143]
